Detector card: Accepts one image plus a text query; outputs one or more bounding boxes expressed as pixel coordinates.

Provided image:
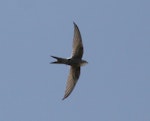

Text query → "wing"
[71,22,83,59]
[62,66,80,100]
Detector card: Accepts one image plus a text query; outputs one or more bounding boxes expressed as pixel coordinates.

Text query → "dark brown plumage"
[51,22,88,100]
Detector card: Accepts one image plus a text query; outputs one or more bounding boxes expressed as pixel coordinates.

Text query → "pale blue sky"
[0,0,150,121]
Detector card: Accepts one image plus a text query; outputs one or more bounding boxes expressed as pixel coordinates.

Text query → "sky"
[0,0,150,121]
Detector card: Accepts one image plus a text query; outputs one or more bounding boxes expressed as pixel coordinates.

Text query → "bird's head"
[80,60,88,66]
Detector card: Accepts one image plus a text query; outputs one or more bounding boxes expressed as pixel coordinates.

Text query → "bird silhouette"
[51,22,88,100]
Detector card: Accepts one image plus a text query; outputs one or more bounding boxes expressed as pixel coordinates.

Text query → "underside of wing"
[62,66,80,100]
[71,22,83,59]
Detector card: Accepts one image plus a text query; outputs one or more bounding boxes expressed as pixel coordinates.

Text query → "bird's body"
[51,56,87,66]
[51,22,88,100]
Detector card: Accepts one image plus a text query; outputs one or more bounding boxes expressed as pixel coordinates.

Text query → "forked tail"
[51,56,68,64]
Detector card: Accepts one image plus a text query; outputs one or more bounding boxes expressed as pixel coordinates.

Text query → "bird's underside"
[51,22,87,100]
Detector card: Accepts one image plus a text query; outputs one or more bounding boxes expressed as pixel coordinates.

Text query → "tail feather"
[51,56,68,64]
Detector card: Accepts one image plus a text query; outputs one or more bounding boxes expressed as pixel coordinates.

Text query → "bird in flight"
[51,22,88,100]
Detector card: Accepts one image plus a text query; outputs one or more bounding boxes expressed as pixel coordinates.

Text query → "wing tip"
[62,97,65,100]
[73,21,78,27]
[62,95,68,100]
[73,21,76,25]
